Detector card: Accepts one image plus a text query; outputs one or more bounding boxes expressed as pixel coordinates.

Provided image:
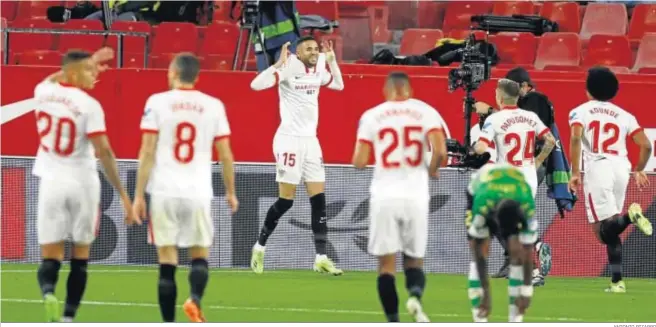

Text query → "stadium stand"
[1,1,656,76]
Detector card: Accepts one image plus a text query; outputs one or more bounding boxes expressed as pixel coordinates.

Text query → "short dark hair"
[505,67,533,87]
[173,53,200,84]
[495,199,524,239]
[387,71,410,82]
[296,36,317,47]
[586,66,619,101]
[61,50,92,67]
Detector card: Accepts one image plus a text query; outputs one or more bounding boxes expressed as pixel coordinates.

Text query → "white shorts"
[273,133,325,185]
[583,159,630,223]
[368,196,429,258]
[519,166,538,199]
[37,176,101,245]
[148,195,213,248]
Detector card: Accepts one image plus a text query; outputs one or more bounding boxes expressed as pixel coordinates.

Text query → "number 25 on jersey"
[379,126,424,168]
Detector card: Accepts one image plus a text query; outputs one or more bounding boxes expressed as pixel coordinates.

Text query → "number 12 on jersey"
[588,120,620,155]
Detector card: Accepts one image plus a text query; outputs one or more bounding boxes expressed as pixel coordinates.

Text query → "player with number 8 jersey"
[133,53,237,322]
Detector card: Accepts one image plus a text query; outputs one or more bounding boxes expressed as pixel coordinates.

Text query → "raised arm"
[321,41,344,91]
[250,42,291,91]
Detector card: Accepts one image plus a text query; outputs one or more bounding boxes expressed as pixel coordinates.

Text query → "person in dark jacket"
[473,67,554,286]
[252,1,301,72]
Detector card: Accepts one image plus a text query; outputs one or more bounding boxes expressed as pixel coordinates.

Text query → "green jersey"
[466,164,538,244]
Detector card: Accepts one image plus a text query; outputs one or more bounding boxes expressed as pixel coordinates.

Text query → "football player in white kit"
[472,79,557,283]
[132,53,238,322]
[352,72,447,322]
[33,48,139,322]
[249,36,345,275]
[568,67,653,293]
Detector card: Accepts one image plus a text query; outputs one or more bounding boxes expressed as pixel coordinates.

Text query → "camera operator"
[249,1,302,72]
[475,68,553,284]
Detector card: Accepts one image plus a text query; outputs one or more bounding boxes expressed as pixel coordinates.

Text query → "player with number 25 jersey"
[353,72,447,323]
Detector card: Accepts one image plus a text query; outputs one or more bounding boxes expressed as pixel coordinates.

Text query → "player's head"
[61,50,96,89]
[586,66,619,102]
[494,199,524,240]
[505,67,533,96]
[495,78,520,108]
[168,53,200,89]
[295,36,320,67]
[384,72,412,101]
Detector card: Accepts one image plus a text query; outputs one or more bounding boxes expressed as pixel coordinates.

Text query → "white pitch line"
[1,298,582,322]
[0,269,271,274]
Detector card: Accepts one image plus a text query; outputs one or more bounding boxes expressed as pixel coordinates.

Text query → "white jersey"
[357,99,444,199]
[140,88,231,199]
[274,54,336,136]
[568,100,642,165]
[470,123,497,163]
[32,80,106,181]
[478,107,549,169]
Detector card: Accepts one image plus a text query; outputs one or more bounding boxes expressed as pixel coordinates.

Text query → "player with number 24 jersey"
[478,104,550,198]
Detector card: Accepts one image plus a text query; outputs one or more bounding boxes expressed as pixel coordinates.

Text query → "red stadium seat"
[211,1,239,23]
[296,1,339,21]
[16,50,62,66]
[632,33,656,72]
[628,4,656,47]
[58,20,105,53]
[539,2,581,33]
[202,54,233,71]
[120,52,146,69]
[442,2,491,32]
[580,3,627,42]
[582,35,631,68]
[417,1,446,29]
[399,28,443,55]
[17,1,60,20]
[534,32,581,70]
[199,22,240,56]
[368,6,391,43]
[151,22,198,54]
[606,66,631,74]
[492,1,535,16]
[108,21,152,54]
[493,32,537,66]
[9,19,57,53]
[447,30,486,41]
[1,1,18,21]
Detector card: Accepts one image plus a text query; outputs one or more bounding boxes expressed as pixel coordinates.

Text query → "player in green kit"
[465,163,536,322]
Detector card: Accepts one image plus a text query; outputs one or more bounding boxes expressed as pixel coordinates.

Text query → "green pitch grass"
[1,263,655,322]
